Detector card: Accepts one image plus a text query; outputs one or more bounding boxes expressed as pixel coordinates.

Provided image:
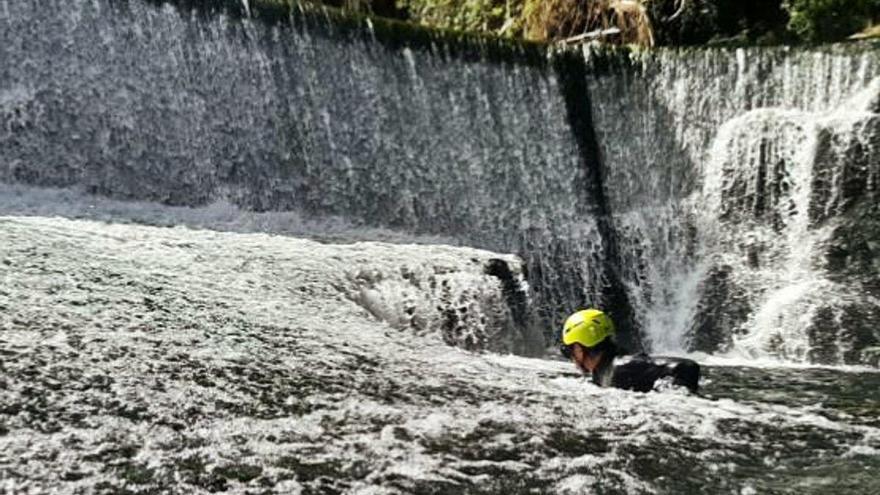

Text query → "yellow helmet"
[562,309,615,348]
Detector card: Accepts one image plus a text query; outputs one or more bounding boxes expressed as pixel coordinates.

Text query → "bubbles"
[2,215,880,493]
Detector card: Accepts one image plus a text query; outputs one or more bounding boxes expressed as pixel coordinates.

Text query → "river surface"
[1,212,877,494]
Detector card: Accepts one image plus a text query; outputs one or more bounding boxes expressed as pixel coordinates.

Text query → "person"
[559,308,701,393]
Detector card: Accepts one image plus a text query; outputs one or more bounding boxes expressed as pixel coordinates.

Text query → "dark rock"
[808,113,880,363]
[806,303,880,365]
[483,258,528,327]
[688,265,751,353]
[824,201,880,289]
[809,116,880,225]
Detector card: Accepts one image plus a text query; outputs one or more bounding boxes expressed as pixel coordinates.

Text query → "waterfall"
[587,46,880,362]
[700,86,879,363]
[0,0,629,350]
[1,0,878,363]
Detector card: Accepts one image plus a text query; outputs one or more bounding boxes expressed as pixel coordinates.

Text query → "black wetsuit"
[592,351,701,393]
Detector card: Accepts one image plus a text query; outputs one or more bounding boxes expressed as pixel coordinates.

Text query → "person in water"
[559,309,700,393]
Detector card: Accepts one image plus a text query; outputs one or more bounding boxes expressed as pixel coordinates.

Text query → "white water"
[700,82,880,362]
[2,215,878,493]
[0,0,608,338]
[587,45,880,361]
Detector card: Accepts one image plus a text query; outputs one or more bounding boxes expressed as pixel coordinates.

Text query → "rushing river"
[1,215,878,494]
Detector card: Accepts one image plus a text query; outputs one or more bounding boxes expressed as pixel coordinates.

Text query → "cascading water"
[701,108,825,361]
[701,84,880,363]
[2,0,879,363]
[586,45,880,363]
[0,0,632,351]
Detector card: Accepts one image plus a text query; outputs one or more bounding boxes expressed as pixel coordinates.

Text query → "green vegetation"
[398,0,521,35]
[295,0,880,46]
[157,0,878,47]
[370,0,660,45]
[785,0,880,42]
[151,0,548,67]
[246,0,550,66]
